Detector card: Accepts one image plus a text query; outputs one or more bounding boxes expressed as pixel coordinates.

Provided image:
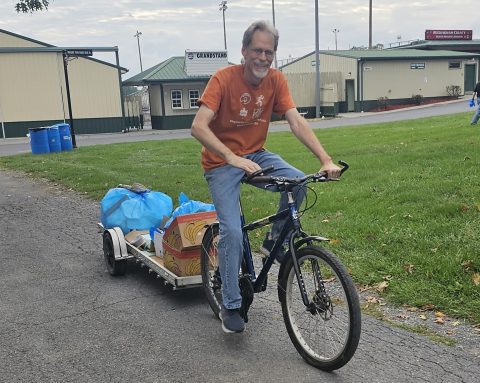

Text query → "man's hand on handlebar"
[319,161,343,179]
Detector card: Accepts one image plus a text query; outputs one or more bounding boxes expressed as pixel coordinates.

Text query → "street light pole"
[314,0,321,118]
[369,0,372,49]
[219,1,228,50]
[333,28,339,50]
[272,0,278,68]
[134,30,143,72]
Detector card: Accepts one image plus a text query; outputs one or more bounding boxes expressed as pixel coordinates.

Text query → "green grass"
[1,112,479,324]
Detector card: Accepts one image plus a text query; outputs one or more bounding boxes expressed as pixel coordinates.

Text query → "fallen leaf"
[406,306,418,312]
[452,321,460,327]
[358,284,372,292]
[430,247,438,253]
[462,260,473,271]
[435,311,446,318]
[404,263,415,274]
[383,275,393,281]
[434,317,445,325]
[419,314,428,320]
[322,219,330,223]
[329,239,340,245]
[472,273,480,286]
[421,304,435,311]
[366,296,380,304]
[375,281,389,293]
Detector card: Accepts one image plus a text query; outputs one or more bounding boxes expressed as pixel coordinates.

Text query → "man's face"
[241,30,275,83]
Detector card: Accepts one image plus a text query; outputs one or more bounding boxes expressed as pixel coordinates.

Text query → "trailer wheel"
[103,231,127,276]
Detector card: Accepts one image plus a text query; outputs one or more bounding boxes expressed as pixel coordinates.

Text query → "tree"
[15,0,50,13]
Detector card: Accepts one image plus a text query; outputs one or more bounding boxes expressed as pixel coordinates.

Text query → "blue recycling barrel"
[29,127,50,155]
[47,126,62,153]
[57,123,73,151]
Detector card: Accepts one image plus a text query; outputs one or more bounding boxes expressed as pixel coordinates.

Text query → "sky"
[0,1,477,79]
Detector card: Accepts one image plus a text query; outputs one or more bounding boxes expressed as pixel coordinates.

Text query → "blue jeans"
[205,150,305,309]
[471,103,480,125]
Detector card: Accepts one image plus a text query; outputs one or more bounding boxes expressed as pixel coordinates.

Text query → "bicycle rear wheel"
[278,245,361,371]
[201,223,222,318]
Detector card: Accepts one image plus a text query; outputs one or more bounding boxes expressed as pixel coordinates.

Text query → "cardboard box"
[162,211,217,276]
[162,211,217,250]
[162,241,201,276]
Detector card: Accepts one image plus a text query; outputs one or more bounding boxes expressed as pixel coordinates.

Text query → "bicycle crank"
[239,275,254,323]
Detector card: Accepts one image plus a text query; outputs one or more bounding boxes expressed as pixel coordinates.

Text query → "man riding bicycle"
[191,20,341,334]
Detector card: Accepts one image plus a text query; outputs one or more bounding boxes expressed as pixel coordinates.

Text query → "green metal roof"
[123,56,211,85]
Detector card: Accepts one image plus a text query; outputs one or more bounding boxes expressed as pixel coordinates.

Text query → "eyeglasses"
[249,47,275,59]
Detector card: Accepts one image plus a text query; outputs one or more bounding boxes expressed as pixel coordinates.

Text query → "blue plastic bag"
[469,99,475,108]
[164,192,215,228]
[100,186,173,234]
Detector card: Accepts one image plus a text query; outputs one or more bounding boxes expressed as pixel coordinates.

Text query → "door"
[464,64,476,93]
[345,79,355,112]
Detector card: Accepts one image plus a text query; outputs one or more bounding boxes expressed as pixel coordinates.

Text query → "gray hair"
[242,20,279,51]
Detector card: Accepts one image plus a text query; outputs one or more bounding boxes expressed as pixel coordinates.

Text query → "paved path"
[1,97,478,381]
[0,171,479,382]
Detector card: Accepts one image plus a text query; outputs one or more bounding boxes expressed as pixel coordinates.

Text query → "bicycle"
[200,161,361,371]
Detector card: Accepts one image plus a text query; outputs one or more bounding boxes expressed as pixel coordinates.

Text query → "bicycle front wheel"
[278,245,361,371]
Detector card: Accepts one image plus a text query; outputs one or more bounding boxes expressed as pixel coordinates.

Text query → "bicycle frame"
[240,188,329,301]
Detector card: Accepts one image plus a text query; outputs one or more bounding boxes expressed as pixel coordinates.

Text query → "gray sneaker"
[220,305,245,333]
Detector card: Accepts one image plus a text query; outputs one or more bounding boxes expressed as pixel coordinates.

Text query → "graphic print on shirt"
[237,92,265,124]
[240,93,251,105]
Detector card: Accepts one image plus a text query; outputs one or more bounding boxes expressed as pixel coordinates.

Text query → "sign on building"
[184,50,228,76]
[425,30,472,41]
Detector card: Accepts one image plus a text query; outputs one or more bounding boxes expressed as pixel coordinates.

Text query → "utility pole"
[134,30,143,72]
[314,0,321,118]
[369,0,372,49]
[333,28,339,50]
[272,0,277,68]
[219,1,228,50]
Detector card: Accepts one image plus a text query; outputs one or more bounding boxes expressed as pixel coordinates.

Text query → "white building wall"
[67,57,122,118]
[0,52,64,122]
[362,60,466,99]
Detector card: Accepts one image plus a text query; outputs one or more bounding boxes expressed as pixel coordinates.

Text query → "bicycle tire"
[278,245,361,371]
[200,224,222,319]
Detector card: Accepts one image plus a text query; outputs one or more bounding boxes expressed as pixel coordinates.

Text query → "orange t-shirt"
[198,64,296,170]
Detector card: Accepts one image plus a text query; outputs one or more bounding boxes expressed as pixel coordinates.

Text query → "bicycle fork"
[286,191,330,314]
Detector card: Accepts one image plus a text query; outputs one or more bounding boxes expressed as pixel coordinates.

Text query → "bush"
[411,94,424,105]
[377,96,389,110]
[446,85,462,98]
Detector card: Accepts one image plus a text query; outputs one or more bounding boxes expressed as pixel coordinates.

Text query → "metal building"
[123,50,228,130]
[281,49,479,116]
[0,29,126,139]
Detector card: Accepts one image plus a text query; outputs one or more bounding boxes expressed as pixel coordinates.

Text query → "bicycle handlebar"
[242,160,349,187]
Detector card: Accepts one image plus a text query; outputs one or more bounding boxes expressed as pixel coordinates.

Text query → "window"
[171,90,182,109]
[448,61,461,69]
[189,90,200,108]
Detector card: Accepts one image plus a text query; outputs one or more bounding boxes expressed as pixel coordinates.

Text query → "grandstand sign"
[425,30,472,41]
